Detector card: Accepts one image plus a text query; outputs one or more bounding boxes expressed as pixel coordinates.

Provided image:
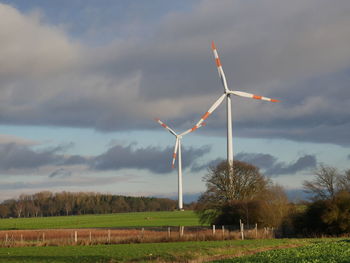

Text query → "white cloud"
[0,4,80,78]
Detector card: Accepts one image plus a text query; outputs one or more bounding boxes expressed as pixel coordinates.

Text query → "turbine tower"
[193,41,280,163]
[155,119,205,210]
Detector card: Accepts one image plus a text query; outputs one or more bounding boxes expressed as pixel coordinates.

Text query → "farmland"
[0,238,315,263]
[0,211,201,230]
[213,239,350,263]
[1,211,349,262]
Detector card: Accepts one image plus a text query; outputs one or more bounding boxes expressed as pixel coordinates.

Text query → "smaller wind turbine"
[155,118,206,210]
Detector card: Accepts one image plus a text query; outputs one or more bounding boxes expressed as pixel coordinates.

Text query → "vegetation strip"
[211,239,350,263]
[201,244,303,262]
[0,238,315,263]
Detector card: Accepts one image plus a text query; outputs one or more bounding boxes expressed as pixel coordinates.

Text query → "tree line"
[195,160,350,236]
[0,191,181,218]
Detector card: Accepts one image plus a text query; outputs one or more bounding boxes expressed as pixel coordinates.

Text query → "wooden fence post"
[212,225,216,235]
[271,227,274,238]
[5,233,8,244]
[89,231,92,242]
[222,225,225,239]
[255,223,258,239]
[74,231,78,243]
[20,234,23,243]
[179,226,184,237]
[141,228,144,239]
[108,230,111,243]
[42,232,45,242]
[240,223,244,240]
[167,227,171,238]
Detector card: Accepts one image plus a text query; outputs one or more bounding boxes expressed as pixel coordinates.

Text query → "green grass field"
[0,211,202,230]
[0,238,314,263]
[213,238,350,263]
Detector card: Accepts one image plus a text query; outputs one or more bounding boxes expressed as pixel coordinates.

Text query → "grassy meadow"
[0,238,316,263]
[0,211,201,230]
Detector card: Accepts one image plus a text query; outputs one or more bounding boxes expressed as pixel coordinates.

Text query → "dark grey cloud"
[236,152,317,176]
[0,176,129,191]
[348,154,350,160]
[0,143,61,170]
[0,1,350,145]
[48,168,71,178]
[236,153,276,170]
[91,144,210,174]
[191,158,223,172]
[0,143,85,172]
[192,152,317,176]
[266,155,317,176]
[0,142,209,175]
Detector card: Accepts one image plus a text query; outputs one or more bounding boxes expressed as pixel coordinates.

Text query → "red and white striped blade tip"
[211,41,216,50]
[252,95,280,102]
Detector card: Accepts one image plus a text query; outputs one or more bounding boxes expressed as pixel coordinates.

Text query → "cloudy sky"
[0,0,349,202]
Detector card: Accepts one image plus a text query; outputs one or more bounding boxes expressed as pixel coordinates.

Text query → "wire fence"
[0,224,276,247]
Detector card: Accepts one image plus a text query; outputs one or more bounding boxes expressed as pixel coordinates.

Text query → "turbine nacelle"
[155,119,206,168]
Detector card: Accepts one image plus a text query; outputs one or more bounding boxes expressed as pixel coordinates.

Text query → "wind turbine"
[155,118,205,210]
[193,41,280,164]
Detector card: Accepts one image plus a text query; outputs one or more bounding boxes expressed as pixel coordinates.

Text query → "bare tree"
[0,205,9,218]
[201,160,269,204]
[337,169,350,192]
[303,165,340,200]
[259,184,290,227]
[14,200,24,218]
[196,160,271,224]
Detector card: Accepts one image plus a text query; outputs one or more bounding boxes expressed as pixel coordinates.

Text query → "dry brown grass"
[0,228,275,247]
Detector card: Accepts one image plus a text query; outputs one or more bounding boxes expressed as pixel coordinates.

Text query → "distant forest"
[0,191,191,218]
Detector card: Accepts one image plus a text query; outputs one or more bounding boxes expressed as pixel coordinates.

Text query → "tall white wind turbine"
[155,119,206,210]
[193,42,280,164]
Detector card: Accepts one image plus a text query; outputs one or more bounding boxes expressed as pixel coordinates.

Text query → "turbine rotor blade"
[229,91,280,102]
[192,93,226,130]
[179,122,206,137]
[172,138,179,168]
[155,118,177,136]
[212,41,229,93]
